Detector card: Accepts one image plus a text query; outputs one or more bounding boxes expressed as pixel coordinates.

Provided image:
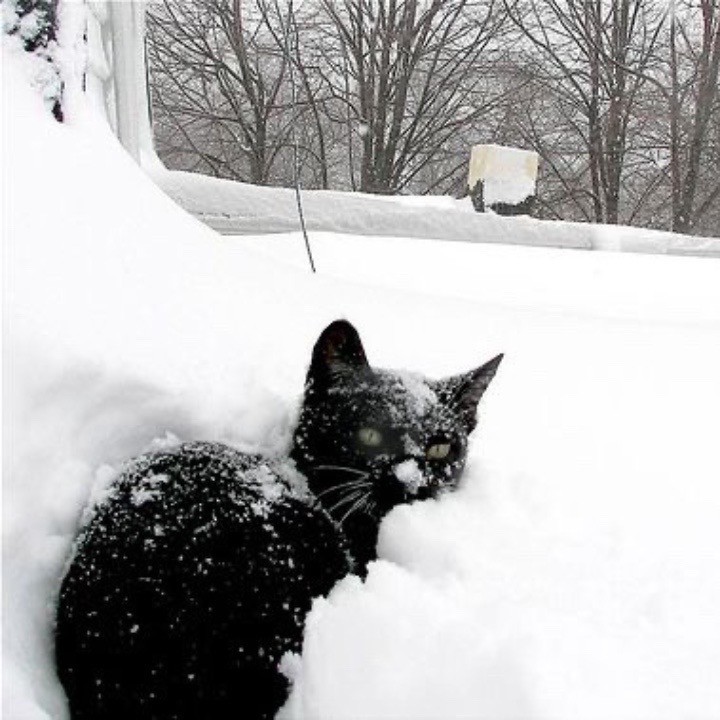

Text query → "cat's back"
[56,441,351,720]
[71,440,318,557]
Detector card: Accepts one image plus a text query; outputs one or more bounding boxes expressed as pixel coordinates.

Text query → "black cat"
[55,320,502,720]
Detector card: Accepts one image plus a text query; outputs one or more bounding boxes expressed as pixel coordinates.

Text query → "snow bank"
[151,168,592,250]
[4,42,720,720]
[150,168,720,257]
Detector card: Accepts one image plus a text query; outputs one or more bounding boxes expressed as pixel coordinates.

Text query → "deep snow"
[4,42,720,720]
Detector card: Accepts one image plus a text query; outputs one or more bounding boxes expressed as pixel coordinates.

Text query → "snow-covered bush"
[3,0,63,119]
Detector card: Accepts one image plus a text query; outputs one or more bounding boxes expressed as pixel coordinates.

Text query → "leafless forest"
[146,0,720,235]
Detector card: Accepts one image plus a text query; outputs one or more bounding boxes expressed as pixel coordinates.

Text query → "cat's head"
[291,320,503,565]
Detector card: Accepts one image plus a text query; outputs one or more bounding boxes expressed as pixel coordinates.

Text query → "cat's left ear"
[306,319,370,391]
[441,354,504,432]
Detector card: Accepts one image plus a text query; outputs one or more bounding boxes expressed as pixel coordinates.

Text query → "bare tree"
[147,0,298,185]
[666,0,720,233]
[314,0,508,194]
[144,0,718,234]
[504,0,667,225]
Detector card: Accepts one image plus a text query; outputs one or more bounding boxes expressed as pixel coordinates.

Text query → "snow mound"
[4,42,720,720]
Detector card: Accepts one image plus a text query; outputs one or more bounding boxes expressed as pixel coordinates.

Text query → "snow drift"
[4,41,720,720]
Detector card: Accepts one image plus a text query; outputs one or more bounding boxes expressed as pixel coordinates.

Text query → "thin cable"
[277,0,316,273]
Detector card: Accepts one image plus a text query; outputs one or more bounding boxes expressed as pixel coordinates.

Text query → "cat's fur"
[55,320,502,719]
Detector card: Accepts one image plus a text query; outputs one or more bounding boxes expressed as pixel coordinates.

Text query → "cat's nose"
[393,458,426,495]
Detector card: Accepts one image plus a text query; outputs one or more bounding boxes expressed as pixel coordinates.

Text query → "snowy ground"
[4,44,720,720]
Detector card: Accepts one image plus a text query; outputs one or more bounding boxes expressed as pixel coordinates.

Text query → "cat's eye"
[358,427,383,447]
[426,442,451,460]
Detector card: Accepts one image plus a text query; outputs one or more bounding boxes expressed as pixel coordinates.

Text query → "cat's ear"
[441,354,503,432]
[306,319,370,390]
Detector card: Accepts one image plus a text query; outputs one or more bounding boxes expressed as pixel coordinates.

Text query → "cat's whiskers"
[326,489,364,515]
[315,478,371,500]
[313,465,369,477]
[338,490,372,526]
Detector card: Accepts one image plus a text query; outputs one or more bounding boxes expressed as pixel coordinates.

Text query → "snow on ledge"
[148,168,720,258]
[148,168,591,251]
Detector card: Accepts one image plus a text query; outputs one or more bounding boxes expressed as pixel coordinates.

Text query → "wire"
[276,0,316,274]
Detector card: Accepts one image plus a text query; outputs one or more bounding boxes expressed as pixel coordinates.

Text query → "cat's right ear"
[306,320,370,390]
